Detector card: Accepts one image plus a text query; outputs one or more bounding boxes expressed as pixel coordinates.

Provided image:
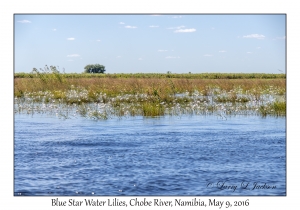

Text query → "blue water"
[14,114,286,196]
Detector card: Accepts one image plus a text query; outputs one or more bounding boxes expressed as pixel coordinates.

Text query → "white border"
[3,0,298,209]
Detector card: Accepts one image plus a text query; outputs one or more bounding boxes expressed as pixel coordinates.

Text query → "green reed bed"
[14,90,286,119]
[14,71,286,119]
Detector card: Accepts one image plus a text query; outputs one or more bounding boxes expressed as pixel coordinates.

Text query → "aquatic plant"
[14,88,286,119]
[142,102,165,117]
[14,72,286,118]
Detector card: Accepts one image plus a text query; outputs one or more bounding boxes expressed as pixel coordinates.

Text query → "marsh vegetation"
[14,70,286,119]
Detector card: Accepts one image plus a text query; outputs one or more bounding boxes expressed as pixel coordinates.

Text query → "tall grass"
[15,77,285,98]
[272,101,286,116]
[259,101,286,117]
[142,102,165,117]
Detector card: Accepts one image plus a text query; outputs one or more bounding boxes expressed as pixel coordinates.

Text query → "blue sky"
[15,14,286,74]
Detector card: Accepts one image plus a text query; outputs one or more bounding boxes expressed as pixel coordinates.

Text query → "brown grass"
[14,77,286,98]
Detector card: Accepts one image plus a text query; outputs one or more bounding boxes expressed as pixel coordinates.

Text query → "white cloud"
[116,56,121,58]
[67,54,80,57]
[149,25,159,28]
[219,50,226,53]
[246,52,252,54]
[204,54,213,57]
[67,59,74,62]
[124,25,137,29]
[167,25,185,30]
[172,16,182,19]
[53,28,57,31]
[67,37,75,41]
[138,58,143,60]
[243,34,265,39]
[158,50,168,52]
[119,22,125,24]
[17,20,31,23]
[174,28,196,33]
[211,27,215,30]
[96,40,101,42]
[165,56,180,59]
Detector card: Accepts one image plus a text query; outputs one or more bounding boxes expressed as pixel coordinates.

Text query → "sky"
[14,14,286,74]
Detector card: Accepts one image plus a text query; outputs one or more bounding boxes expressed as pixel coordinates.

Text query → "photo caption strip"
[51,197,250,208]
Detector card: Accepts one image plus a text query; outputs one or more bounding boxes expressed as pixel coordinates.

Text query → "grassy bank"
[14,77,286,97]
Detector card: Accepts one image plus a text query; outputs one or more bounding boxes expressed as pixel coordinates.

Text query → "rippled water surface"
[14,114,286,196]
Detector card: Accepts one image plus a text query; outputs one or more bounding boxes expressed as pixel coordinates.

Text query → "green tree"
[84,64,106,73]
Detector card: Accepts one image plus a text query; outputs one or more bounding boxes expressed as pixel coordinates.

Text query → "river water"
[14,114,286,196]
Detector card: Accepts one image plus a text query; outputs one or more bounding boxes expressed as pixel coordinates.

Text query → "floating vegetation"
[14,88,286,119]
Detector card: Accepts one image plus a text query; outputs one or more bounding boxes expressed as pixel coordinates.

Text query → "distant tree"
[166,71,172,78]
[84,64,106,73]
